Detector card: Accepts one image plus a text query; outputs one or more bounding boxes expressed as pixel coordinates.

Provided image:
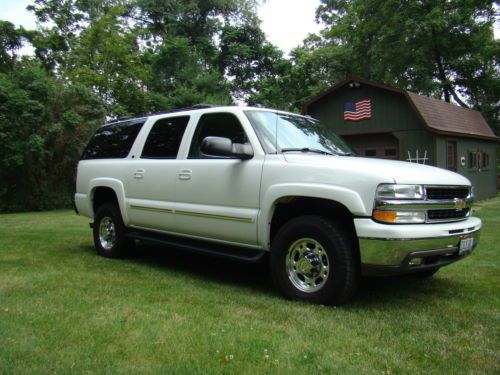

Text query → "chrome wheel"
[99,216,116,250]
[286,238,330,293]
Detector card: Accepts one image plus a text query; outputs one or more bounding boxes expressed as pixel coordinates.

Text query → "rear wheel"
[270,215,359,305]
[93,203,131,258]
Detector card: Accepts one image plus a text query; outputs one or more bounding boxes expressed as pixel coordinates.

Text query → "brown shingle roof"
[302,78,498,141]
[406,91,497,140]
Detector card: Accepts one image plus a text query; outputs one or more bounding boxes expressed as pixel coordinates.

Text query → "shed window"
[446,141,457,172]
[468,151,477,169]
[482,152,490,169]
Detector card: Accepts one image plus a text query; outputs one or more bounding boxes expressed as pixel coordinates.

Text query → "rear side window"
[82,118,146,159]
[141,116,190,159]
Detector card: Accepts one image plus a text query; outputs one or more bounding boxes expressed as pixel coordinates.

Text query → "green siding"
[308,85,435,163]
[436,136,497,200]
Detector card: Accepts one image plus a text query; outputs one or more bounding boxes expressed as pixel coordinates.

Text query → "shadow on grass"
[127,242,275,297]
[78,241,465,307]
[351,275,463,309]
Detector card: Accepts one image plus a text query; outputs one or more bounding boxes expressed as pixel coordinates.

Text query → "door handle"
[178,169,192,180]
[134,169,145,179]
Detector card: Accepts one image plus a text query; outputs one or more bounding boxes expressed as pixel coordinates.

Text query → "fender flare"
[88,178,129,225]
[258,183,367,248]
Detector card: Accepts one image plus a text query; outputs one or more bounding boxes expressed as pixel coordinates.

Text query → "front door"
[174,112,263,245]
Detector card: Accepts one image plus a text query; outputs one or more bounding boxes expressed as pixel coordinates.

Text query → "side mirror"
[201,136,253,160]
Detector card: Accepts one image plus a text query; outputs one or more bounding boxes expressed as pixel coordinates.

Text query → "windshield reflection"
[245,110,353,155]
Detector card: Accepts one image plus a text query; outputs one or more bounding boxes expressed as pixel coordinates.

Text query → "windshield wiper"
[280,147,334,156]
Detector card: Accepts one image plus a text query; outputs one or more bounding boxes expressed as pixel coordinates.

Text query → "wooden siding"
[436,136,497,199]
[307,84,436,164]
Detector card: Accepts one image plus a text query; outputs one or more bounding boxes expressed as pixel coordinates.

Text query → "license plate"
[459,236,474,255]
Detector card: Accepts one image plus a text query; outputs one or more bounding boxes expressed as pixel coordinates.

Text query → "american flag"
[344,99,372,121]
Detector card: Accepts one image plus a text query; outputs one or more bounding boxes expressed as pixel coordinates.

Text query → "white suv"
[74,105,481,304]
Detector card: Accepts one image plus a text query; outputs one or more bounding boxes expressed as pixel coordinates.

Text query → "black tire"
[93,203,131,258]
[270,215,360,305]
[411,267,440,278]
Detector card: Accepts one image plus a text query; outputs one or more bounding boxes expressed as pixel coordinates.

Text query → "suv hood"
[283,154,471,186]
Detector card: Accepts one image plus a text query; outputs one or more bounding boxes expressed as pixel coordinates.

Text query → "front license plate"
[459,236,474,255]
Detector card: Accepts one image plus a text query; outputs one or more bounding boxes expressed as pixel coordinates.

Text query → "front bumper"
[355,217,481,276]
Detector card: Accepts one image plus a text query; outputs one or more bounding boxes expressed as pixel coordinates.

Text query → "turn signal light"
[373,210,397,222]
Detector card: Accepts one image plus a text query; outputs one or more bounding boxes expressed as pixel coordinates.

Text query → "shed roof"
[302,78,498,141]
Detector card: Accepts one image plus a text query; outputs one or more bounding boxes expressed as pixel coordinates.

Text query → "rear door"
[126,115,190,231]
[174,112,264,245]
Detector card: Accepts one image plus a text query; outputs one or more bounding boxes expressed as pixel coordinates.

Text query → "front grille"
[426,187,469,200]
[428,209,470,221]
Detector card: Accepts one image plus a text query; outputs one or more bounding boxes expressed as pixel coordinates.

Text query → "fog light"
[409,257,423,266]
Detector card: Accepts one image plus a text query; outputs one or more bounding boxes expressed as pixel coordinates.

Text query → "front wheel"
[270,215,359,305]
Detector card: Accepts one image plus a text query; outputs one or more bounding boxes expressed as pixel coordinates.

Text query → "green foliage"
[0,60,105,211]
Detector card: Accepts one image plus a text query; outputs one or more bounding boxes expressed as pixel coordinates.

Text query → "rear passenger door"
[126,116,189,231]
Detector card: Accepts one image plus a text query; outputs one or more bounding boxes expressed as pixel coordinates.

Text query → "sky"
[258,0,322,54]
[0,0,498,55]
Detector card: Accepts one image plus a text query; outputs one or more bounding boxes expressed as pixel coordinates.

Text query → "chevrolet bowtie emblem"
[454,198,466,210]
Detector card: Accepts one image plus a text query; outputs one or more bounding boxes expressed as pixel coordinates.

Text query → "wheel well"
[270,197,357,244]
[92,187,118,215]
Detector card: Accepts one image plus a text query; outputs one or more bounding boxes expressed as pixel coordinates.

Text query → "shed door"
[342,133,399,160]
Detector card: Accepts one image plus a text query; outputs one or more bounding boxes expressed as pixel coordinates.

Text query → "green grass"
[1,198,499,375]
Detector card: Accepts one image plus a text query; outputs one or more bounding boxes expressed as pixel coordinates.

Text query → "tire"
[411,267,440,278]
[93,203,131,258]
[270,215,360,305]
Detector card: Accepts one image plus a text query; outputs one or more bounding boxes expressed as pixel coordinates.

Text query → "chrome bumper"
[355,217,481,275]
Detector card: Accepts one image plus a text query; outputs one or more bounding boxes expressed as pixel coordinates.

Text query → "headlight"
[373,184,426,224]
[376,184,424,200]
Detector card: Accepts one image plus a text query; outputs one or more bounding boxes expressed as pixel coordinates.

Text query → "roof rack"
[105,104,225,125]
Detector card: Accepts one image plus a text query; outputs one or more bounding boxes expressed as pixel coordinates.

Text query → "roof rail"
[105,104,227,125]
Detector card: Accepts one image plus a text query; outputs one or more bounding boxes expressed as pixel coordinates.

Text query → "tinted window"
[141,116,189,159]
[82,118,146,159]
[189,113,248,158]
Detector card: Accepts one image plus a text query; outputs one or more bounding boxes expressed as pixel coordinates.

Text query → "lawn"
[0,198,499,374]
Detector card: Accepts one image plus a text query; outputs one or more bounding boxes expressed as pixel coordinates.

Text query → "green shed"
[302,78,498,200]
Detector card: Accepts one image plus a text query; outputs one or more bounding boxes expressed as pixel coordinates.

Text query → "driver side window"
[188,113,249,158]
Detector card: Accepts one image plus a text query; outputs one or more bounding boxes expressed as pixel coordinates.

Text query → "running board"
[126,230,267,263]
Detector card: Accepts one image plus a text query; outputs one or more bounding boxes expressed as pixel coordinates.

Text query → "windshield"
[244,110,353,155]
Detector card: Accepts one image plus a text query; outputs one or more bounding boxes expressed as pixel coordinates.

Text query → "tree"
[314,0,499,131]
[0,60,105,211]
